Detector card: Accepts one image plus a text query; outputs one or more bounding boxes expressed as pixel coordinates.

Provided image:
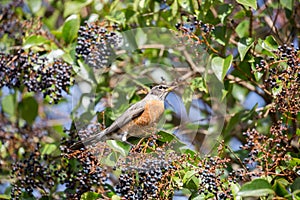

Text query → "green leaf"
[111,195,122,200]
[178,0,197,13]
[288,157,300,167]
[238,38,254,61]
[157,131,175,142]
[235,20,250,38]
[232,84,248,102]
[190,193,205,200]
[211,55,233,82]
[180,148,197,156]
[185,175,199,190]
[262,35,278,51]
[106,140,131,157]
[2,94,16,116]
[23,35,48,49]
[191,77,208,93]
[81,191,100,200]
[183,170,196,183]
[26,0,42,13]
[62,14,80,44]
[230,182,241,196]
[223,105,257,136]
[0,194,10,199]
[273,179,290,197]
[214,26,226,46]
[63,0,93,17]
[280,0,293,10]
[236,0,257,10]
[171,0,178,17]
[222,89,228,101]
[251,63,263,81]
[19,96,38,124]
[238,178,274,197]
[218,4,233,24]
[291,178,300,192]
[182,86,193,112]
[101,151,118,166]
[172,176,183,187]
[233,10,246,20]
[41,144,57,155]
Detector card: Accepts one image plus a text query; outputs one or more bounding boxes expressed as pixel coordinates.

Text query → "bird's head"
[149,84,177,100]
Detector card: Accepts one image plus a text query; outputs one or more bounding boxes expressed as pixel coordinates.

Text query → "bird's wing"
[103,101,145,134]
[70,101,145,150]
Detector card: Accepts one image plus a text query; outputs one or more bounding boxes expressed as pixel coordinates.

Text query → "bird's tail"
[69,131,106,150]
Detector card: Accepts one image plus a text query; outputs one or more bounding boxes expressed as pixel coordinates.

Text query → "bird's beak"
[167,85,177,92]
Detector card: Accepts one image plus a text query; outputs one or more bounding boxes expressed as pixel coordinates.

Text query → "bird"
[70,84,176,150]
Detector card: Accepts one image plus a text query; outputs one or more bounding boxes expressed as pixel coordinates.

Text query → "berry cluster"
[11,143,57,199]
[0,116,48,166]
[174,16,217,55]
[175,16,215,35]
[75,21,123,68]
[0,0,24,42]
[239,126,294,177]
[115,150,176,199]
[260,44,300,115]
[196,155,232,199]
[0,49,74,103]
[10,131,109,200]
[62,151,108,199]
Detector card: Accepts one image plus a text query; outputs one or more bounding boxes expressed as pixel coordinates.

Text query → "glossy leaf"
[238,38,254,61]
[273,179,289,197]
[238,178,274,197]
[27,0,42,13]
[251,63,263,81]
[291,177,300,192]
[81,191,100,200]
[23,35,48,49]
[262,35,278,51]
[0,194,10,200]
[182,170,197,183]
[63,0,93,17]
[111,195,122,200]
[19,96,38,124]
[191,77,208,93]
[218,4,233,24]
[235,20,250,38]
[171,0,178,17]
[106,140,131,157]
[41,144,57,155]
[236,0,257,10]
[211,55,233,82]
[223,105,257,136]
[280,0,293,10]
[62,14,80,44]
[2,94,15,116]
[157,131,175,142]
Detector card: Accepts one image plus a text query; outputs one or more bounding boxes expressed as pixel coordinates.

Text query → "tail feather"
[70,131,106,150]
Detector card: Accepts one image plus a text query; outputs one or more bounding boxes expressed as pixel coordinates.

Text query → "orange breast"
[133,100,165,126]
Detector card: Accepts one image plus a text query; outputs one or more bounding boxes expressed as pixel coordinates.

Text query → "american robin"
[70,84,176,150]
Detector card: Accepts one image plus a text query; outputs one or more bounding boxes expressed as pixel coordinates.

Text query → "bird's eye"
[158,85,163,89]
